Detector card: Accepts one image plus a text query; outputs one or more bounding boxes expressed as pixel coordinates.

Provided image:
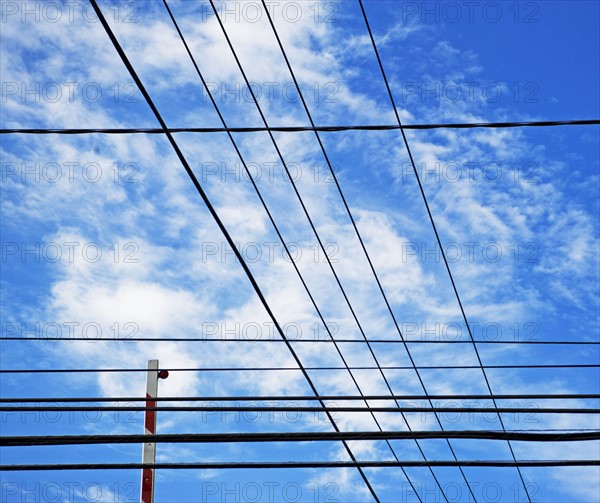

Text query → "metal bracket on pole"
[141,359,168,503]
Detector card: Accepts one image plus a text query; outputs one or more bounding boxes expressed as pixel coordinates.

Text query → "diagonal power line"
[357,1,535,501]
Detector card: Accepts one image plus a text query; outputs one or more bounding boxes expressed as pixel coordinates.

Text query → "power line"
[2,363,597,373]
[4,431,598,447]
[2,405,597,414]
[357,2,536,500]
[3,393,598,403]
[1,119,598,135]
[2,337,597,344]
[2,460,598,471]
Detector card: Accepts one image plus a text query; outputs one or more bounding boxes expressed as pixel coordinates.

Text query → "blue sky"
[1,0,599,502]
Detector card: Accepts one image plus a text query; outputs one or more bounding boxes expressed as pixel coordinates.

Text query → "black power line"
[1,363,597,374]
[357,2,539,501]
[3,393,598,403]
[2,336,597,344]
[1,119,598,135]
[2,405,597,414]
[2,460,598,471]
[3,430,598,447]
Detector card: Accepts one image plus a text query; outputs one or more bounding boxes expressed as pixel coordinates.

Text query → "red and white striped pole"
[141,359,168,503]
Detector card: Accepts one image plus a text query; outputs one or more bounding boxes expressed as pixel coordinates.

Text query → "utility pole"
[141,359,169,503]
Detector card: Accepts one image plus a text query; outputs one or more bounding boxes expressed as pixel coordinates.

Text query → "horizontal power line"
[2,460,598,471]
[4,393,597,403]
[2,363,597,374]
[2,337,596,345]
[3,430,598,447]
[1,119,598,136]
[3,405,597,414]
